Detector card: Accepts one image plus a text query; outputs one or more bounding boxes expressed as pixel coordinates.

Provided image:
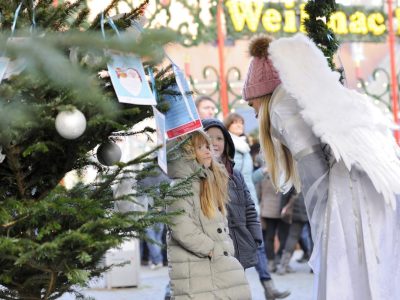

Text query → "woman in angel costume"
[243,33,400,300]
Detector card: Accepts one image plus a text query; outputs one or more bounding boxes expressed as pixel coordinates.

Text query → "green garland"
[304,0,339,70]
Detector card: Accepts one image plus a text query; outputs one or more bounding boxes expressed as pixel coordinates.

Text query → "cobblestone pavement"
[59,250,313,300]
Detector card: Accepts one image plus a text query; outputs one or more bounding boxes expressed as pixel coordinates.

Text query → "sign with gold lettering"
[224,1,391,42]
[102,0,397,44]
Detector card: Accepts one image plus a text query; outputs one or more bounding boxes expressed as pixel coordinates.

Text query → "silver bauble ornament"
[55,108,86,139]
[97,142,122,166]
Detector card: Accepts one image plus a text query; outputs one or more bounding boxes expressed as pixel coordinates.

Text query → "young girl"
[202,118,290,300]
[167,131,251,300]
[243,33,400,299]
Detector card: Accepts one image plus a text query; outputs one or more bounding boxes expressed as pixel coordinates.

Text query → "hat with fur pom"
[242,35,281,101]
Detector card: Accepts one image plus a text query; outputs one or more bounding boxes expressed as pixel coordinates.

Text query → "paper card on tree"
[107,51,156,105]
[0,146,5,163]
[4,37,28,80]
[3,58,25,80]
[0,57,10,83]
[164,65,202,139]
[153,107,167,174]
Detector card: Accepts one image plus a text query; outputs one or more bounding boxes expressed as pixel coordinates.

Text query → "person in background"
[167,130,251,300]
[277,189,308,275]
[297,222,313,264]
[144,223,164,269]
[223,113,258,208]
[250,141,261,170]
[203,118,290,300]
[137,167,171,270]
[253,150,309,271]
[253,161,290,273]
[195,96,217,119]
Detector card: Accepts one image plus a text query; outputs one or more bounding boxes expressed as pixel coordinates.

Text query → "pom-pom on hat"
[242,35,281,101]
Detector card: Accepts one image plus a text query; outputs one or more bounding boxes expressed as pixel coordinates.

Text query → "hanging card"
[153,107,167,173]
[0,146,5,163]
[3,37,29,80]
[107,51,156,105]
[163,65,202,139]
[0,57,9,83]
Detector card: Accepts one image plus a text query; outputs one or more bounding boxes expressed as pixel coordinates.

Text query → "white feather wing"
[269,33,400,209]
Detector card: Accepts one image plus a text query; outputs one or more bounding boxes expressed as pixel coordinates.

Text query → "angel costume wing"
[268,33,400,209]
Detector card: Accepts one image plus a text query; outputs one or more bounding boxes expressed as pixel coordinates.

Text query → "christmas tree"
[0,1,189,299]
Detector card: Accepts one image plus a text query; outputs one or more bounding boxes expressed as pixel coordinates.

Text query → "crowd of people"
[139,33,400,300]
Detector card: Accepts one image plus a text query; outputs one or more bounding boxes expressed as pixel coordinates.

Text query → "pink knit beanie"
[242,35,281,101]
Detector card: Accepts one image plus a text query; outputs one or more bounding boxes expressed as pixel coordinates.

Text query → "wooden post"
[217,0,229,117]
[387,0,400,143]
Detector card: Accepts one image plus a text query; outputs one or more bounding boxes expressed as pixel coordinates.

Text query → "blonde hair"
[258,95,300,191]
[183,131,229,218]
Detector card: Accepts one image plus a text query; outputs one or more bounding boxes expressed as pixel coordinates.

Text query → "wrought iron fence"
[188,64,398,117]
[357,68,392,111]
[188,65,245,113]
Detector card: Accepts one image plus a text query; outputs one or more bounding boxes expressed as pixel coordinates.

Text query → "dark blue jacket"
[202,118,263,269]
[228,169,263,268]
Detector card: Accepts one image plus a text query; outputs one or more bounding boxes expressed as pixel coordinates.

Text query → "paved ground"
[59,251,314,300]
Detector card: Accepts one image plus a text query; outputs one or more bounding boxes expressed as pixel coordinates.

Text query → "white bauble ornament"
[96,142,122,166]
[0,146,5,163]
[55,108,87,139]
